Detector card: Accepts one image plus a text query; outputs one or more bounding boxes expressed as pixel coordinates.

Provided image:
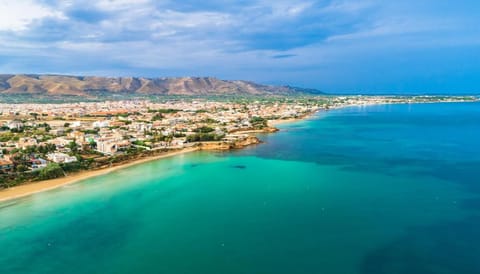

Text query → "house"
[170,138,185,148]
[97,140,131,155]
[69,121,82,128]
[30,158,48,170]
[68,131,86,143]
[16,137,38,149]
[129,122,152,132]
[47,153,77,163]
[7,120,23,130]
[93,120,110,128]
[48,137,71,148]
[50,128,65,136]
[0,159,13,173]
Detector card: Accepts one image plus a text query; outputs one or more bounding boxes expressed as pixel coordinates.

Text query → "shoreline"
[0,134,265,203]
[0,147,200,203]
[268,110,320,126]
[0,100,476,203]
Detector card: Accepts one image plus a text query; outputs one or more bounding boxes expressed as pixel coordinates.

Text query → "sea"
[1,102,479,274]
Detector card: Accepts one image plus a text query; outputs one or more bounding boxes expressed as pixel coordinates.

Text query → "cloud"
[0,0,64,31]
[0,0,479,93]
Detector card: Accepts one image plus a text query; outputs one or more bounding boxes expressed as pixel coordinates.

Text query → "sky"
[0,0,479,94]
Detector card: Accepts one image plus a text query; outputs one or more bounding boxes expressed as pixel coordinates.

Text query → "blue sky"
[0,0,479,93]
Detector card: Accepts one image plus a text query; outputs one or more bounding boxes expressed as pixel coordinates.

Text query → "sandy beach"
[0,147,200,203]
[0,113,317,203]
[268,110,320,126]
[268,118,303,126]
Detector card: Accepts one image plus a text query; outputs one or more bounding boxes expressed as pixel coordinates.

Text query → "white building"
[47,153,78,163]
[69,121,82,128]
[93,120,110,128]
[7,120,23,130]
[97,140,131,155]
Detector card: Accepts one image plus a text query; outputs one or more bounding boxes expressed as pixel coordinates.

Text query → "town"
[0,95,477,188]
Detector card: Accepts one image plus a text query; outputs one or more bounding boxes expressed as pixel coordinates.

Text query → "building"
[0,159,13,173]
[47,153,78,164]
[7,120,23,130]
[30,158,48,170]
[69,121,82,128]
[68,131,86,143]
[16,137,38,149]
[93,120,110,128]
[96,140,131,155]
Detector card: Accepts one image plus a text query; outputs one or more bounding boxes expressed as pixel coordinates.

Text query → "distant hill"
[0,74,322,96]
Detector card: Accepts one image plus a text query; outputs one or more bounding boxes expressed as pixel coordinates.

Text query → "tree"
[68,140,79,153]
[186,133,224,142]
[38,163,64,180]
[30,112,39,120]
[15,164,28,172]
[151,113,163,121]
[250,117,268,129]
[194,126,215,133]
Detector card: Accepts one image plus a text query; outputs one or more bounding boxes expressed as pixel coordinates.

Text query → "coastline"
[268,117,306,126]
[1,100,475,204]
[0,147,200,203]
[268,110,320,127]
[0,133,269,203]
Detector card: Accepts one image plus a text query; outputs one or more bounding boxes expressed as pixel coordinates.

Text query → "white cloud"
[94,0,152,11]
[150,10,233,32]
[0,0,64,32]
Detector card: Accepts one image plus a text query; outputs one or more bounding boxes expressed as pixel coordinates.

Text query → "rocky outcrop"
[231,136,261,149]
[198,136,261,151]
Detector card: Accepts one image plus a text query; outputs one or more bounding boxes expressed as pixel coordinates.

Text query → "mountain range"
[0,74,321,96]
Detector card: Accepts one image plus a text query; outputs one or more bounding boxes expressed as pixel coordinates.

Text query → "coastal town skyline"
[1,0,480,93]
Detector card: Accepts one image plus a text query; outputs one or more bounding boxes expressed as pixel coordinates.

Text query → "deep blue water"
[1,102,479,274]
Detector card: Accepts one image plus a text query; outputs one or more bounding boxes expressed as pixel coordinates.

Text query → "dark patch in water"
[232,165,247,169]
[360,215,480,274]
[461,198,480,211]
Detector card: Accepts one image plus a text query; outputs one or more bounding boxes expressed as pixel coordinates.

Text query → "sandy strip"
[268,111,320,126]
[268,118,304,126]
[0,147,200,203]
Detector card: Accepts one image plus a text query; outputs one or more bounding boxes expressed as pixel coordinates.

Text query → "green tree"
[151,113,164,121]
[38,163,64,180]
[250,117,268,129]
[30,112,39,120]
[194,126,215,133]
[68,140,79,153]
[15,164,28,172]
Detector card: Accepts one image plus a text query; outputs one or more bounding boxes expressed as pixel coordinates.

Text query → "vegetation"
[148,108,180,114]
[194,126,215,133]
[151,113,164,121]
[186,133,224,142]
[250,116,268,129]
[37,163,64,181]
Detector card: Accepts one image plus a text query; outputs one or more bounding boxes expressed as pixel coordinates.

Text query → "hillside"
[0,74,321,96]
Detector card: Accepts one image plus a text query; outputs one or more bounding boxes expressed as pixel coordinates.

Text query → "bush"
[186,133,224,142]
[194,126,215,133]
[250,116,267,129]
[38,163,65,181]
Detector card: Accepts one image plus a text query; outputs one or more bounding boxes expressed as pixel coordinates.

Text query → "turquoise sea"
[1,102,480,274]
